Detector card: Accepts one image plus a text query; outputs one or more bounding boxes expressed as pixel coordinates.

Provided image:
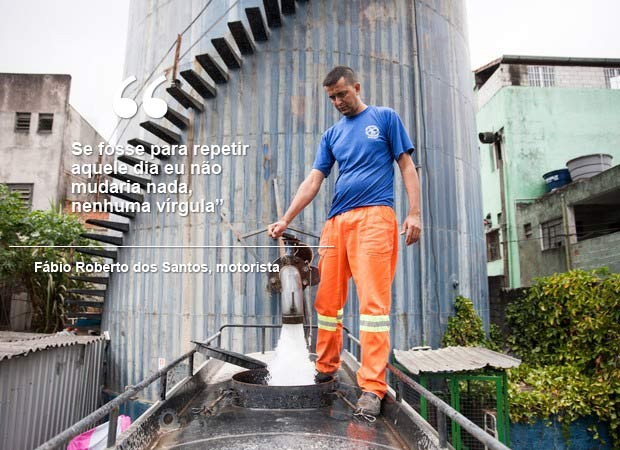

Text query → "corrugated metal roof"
[0,334,105,449]
[0,332,105,361]
[393,346,521,375]
[0,331,50,342]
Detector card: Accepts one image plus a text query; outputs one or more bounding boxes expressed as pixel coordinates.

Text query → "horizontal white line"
[9,245,334,249]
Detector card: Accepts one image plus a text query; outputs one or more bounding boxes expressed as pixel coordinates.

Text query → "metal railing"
[35,323,320,450]
[388,363,511,450]
[343,330,511,450]
[37,324,511,450]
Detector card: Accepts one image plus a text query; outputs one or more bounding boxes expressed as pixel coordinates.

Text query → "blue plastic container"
[543,168,572,192]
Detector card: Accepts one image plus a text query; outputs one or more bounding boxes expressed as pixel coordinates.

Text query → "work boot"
[355,392,381,416]
[314,370,337,383]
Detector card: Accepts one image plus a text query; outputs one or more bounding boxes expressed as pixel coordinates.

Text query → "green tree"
[0,185,30,284]
[442,296,489,347]
[0,185,95,332]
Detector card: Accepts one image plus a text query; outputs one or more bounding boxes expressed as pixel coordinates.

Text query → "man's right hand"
[268,219,289,239]
[267,169,326,239]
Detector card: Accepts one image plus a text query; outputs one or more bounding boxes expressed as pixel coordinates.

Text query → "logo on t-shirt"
[365,125,380,139]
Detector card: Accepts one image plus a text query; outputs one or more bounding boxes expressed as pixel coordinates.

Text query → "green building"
[474,55,620,294]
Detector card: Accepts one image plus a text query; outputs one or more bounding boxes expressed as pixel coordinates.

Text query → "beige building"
[0,73,109,210]
[0,73,112,331]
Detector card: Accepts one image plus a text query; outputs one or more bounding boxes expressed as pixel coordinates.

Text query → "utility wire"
[179,0,215,36]
[179,1,239,61]
[499,218,620,229]
[107,0,215,143]
[489,227,620,245]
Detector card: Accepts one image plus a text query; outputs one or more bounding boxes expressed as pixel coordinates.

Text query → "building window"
[604,68,620,89]
[541,217,564,250]
[524,223,533,239]
[6,183,34,209]
[528,66,555,87]
[486,229,501,262]
[38,113,54,133]
[15,112,31,132]
[574,201,620,241]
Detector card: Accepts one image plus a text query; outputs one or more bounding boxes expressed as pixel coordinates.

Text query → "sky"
[466,0,620,70]
[0,0,130,139]
[0,0,618,139]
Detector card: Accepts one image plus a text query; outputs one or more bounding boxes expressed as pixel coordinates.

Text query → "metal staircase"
[65,0,305,333]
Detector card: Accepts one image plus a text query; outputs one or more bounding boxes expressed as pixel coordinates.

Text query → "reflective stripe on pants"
[317,309,343,332]
[315,205,398,398]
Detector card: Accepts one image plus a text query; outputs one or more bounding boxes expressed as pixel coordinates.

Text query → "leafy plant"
[506,269,620,446]
[487,323,504,352]
[442,295,499,349]
[0,185,95,332]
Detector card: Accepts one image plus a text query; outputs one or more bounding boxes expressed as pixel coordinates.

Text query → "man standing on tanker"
[268,66,421,416]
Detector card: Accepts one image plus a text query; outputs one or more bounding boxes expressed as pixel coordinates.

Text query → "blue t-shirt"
[312,105,414,219]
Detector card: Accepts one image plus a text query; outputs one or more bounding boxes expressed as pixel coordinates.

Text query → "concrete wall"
[477,93,505,277]
[572,231,620,273]
[476,63,618,110]
[477,83,620,287]
[551,65,616,89]
[516,200,568,286]
[0,73,70,210]
[61,105,110,206]
[476,64,515,110]
[0,73,108,210]
[503,88,620,201]
[516,165,620,286]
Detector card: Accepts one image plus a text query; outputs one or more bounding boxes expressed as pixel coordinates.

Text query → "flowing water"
[267,323,316,386]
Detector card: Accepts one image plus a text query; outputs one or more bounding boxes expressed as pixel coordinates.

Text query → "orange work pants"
[315,205,398,398]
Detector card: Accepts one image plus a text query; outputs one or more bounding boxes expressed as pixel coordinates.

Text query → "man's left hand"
[400,214,421,246]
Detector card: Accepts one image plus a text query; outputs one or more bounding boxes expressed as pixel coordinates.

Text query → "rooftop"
[394,346,521,375]
[473,55,620,89]
[0,331,104,361]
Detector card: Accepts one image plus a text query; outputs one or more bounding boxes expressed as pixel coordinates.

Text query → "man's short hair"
[323,66,358,87]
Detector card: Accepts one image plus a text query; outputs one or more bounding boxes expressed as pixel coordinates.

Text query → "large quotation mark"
[142,75,168,119]
[112,75,169,119]
[113,76,138,118]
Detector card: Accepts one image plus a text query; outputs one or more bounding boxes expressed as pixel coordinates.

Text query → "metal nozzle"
[279,265,304,324]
